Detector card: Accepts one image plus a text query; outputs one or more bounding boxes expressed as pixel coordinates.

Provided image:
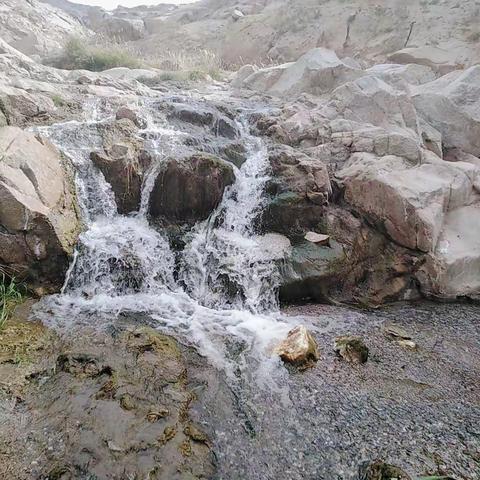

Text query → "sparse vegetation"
[51,94,65,107]
[0,274,24,330]
[51,37,141,71]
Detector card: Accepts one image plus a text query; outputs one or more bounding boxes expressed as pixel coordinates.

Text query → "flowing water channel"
[27,94,480,480]
[34,94,294,376]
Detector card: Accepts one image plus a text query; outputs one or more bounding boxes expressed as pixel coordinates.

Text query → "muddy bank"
[0,301,479,479]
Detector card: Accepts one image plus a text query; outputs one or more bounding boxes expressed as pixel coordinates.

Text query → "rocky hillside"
[122,0,480,68]
[0,31,479,304]
[0,0,90,58]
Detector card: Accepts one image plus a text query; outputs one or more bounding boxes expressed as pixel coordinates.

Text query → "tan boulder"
[0,127,80,291]
[274,325,319,367]
[241,48,364,98]
[337,153,477,253]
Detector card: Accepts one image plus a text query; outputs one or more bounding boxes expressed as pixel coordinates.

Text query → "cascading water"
[33,94,293,374]
[180,118,284,313]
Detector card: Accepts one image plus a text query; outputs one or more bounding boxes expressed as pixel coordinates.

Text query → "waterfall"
[33,94,293,372]
[179,118,283,313]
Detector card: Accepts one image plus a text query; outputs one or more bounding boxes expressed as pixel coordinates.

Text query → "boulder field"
[237,48,480,303]
[0,40,479,304]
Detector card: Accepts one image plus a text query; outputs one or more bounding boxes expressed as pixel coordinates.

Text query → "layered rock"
[0,127,80,291]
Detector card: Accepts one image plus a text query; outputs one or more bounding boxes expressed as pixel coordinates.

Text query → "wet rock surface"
[193,302,480,480]
[1,302,479,480]
[149,152,236,224]
[0,311,214,480]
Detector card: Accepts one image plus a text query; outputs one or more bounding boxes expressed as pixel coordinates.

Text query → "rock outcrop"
[254,47,480,303]
[0,127,80,291]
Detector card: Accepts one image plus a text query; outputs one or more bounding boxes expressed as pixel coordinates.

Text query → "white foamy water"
[180,119,283,313]
[34,95,293,375]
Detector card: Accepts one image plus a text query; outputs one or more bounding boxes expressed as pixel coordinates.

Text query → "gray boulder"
[413,66,480,157]
[241,48,364,98]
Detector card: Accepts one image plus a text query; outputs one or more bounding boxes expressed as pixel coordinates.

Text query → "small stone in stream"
[159,426,177,445]
[334,336,369,364]
[107,440,123,453]
[147,407,170,422]
[304,231,330,246]
[232,9,244,21]
[115,106,146,128]
[119,393,136,411]
[397,339,418,350]
[274,325,319,367]
[358,459,412,480]
[184,423,208,443]
[382,323,412,340]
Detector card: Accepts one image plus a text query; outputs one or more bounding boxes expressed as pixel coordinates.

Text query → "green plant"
[51,94,65,107]
[52,37,141,72]
[0,274,24,329]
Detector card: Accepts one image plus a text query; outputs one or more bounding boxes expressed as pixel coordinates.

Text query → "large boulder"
[418,205,480,299]
[279,240,346,302]
[413,67,480,157]
[149,153,235,224]
[387,46,461,75]
[240,48,364,98]
[0,127,80,291]
[366,63,436,89]
[0,84,55,127]
[336,153,477,253]
[325,76,419,134]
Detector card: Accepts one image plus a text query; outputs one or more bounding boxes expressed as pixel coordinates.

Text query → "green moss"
[51,94,66,108]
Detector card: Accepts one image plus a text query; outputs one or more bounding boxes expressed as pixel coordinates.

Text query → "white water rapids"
[34,95,295,375]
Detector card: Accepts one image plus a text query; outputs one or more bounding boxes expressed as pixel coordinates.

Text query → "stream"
[7,92,478,480]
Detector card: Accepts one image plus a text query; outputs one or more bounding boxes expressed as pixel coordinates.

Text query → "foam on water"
[34,95,294,378]
[179,119,281,313]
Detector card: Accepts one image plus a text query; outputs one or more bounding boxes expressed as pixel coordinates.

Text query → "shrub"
[0,274,24,330]
[52,37,141,72]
